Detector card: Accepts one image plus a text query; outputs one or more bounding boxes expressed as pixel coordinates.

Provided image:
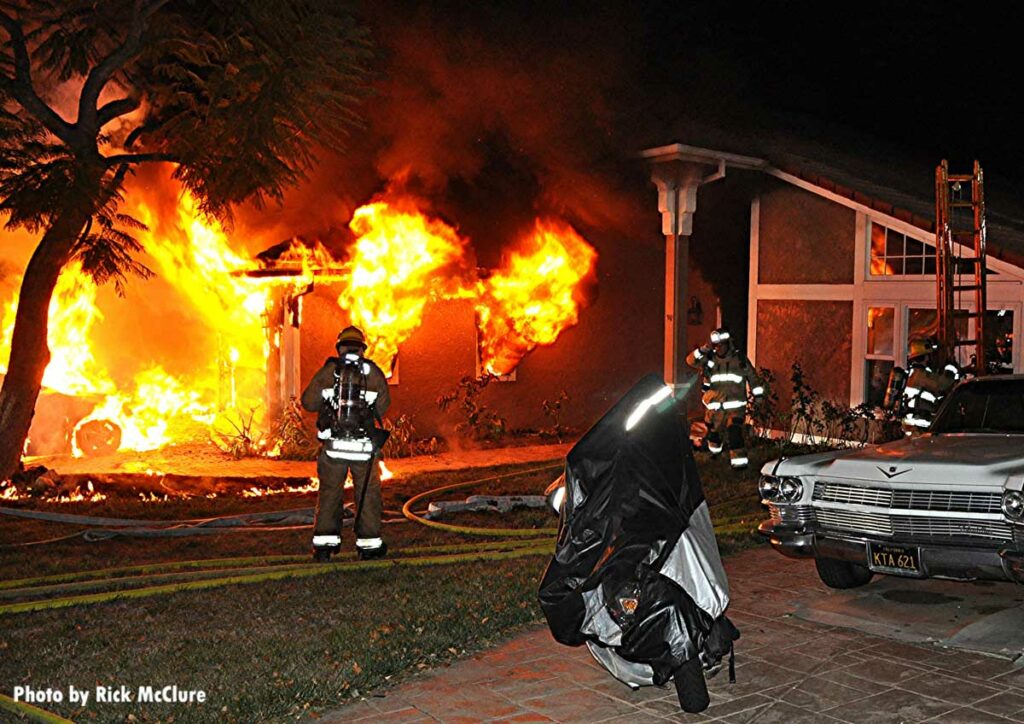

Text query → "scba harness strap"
[317,354,387,461]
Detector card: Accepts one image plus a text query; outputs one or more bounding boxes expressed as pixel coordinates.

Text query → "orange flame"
[475,219,597,375]
[337,200,471,372]
[1,181,598,459]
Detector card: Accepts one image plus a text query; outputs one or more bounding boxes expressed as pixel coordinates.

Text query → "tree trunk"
[0,208,91,482]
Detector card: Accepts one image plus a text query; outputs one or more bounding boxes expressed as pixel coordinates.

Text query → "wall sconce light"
[687,296,703,326]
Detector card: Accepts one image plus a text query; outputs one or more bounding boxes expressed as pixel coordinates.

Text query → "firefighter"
[686,327,764,469]
[301,325,391,562]
[901,337,960,433]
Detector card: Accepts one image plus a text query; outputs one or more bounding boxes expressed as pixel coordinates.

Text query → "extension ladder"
[935,159,987,374]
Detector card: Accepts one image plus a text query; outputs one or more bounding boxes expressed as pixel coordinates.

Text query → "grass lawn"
[0,448,775,723]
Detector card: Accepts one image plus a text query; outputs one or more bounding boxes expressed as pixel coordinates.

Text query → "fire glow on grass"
[0,181,597,457]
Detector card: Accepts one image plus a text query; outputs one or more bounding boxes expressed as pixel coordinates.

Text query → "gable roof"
[642,135,1024,270]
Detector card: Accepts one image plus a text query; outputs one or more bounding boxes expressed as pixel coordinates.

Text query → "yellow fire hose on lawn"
[0,463,564,618]
[0,694,74,724]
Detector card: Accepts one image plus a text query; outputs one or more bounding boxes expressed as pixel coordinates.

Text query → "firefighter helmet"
[336,325,367,350]
[709,327,731,345]
[908,336,938,362]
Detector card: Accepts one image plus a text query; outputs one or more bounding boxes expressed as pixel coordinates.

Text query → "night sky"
[633,1,1019,175]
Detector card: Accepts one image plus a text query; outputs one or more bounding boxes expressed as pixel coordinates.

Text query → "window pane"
[886,229,905,256]
[871,223,886,257]
[909,307,967,364]
[908,308,939,358]
[905,237,925,257]
[924,256,936,275]
[867,306,895,356]
[866,359,894,407]
[904,256,923,275]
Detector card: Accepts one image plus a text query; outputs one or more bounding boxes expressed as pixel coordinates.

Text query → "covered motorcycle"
[538,374,739,713]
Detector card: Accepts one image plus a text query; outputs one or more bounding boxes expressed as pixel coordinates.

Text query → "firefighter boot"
[357,541,388,560]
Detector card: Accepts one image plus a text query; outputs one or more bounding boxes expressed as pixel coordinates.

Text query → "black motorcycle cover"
[538,374,738,711]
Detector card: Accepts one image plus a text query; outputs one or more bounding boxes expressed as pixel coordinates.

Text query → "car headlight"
[759,475,803,503]
[779,477,804,502]
[758,475,780,501]
[1002,490,1024,521]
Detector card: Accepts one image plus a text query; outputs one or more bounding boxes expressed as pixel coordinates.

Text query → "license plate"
[868,543,923,577]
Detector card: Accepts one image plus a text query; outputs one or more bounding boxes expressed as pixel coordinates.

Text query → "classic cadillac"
[758,375,1024,588]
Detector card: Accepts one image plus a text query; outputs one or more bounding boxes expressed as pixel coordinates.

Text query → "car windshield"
[930,379,1024,434]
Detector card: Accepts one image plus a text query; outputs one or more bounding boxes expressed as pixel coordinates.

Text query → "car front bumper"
[758,519,1024,583]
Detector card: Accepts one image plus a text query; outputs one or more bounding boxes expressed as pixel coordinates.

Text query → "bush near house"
[749,362,903,449]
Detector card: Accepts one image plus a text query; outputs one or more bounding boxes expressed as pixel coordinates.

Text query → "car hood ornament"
[877,465,912,479]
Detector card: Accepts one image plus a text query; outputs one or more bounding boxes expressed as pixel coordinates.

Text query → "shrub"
[437,376,507,442]
[540,390,575,442]
[268,397,319,460]
[382,414,441,458]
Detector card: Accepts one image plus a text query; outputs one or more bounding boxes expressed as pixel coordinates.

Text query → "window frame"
[868,220,937,279]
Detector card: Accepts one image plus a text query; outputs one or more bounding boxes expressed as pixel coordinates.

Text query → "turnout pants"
[705,409,749,468]
[312,450,383,551]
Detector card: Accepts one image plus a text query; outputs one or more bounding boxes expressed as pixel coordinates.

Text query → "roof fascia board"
[768,168,1024,281]
[641,143,767,171]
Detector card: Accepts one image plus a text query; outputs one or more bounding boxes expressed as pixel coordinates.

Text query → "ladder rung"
[950,201,977,208]
[951,311,982,319]
[953,285,982,292]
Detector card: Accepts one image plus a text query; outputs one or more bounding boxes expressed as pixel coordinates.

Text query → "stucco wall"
[758,181,856,285]
[756,299,853,406]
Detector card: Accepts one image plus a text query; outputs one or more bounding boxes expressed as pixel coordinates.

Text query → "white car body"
[759,375,1024,585]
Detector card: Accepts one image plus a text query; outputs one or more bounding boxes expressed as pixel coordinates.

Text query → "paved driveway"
[322,546,1024,723]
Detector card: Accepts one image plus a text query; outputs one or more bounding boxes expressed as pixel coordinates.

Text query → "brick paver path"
[322,547,1024,723]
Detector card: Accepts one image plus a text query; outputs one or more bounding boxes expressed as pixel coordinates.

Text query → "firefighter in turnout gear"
[686,327,764,469]
[900,337,960,434]
[301,326,391,562]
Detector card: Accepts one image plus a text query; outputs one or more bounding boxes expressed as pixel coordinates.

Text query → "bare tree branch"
[97,96,141,128]
[103,151,177,166]
[77,0,169,132]
[0,9,78,146]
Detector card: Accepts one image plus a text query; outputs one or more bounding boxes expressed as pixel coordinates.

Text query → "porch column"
[654,178,698,388]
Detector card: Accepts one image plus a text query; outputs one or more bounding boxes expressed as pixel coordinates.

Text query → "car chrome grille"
[814,481,1002,514]
[813,482,893,507]
[812,481,1012,543]
[815,508,892,537]
[814,508,1012,542]
[890,516,1012,541]
[768,504,815,526]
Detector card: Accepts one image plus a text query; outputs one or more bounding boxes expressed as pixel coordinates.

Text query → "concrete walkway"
[323,547,1024,723]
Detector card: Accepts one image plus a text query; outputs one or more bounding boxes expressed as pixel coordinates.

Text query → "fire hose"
[0,505,409,546]
[0,693,73,724]
[0,464,564,613]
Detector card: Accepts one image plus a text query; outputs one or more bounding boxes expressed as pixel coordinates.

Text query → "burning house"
[0,168,663,458]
